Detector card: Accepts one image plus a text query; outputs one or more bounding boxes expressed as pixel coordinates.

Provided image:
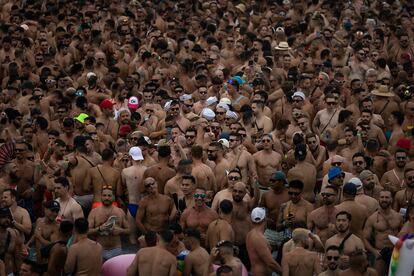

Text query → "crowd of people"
[0,0,414,275]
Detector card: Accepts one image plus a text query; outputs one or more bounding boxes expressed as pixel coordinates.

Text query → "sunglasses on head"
[194,193,206,199]
[102,185,113,190]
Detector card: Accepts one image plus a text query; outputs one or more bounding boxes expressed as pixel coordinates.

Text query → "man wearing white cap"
[121,146,147,244]
[349,177,379,216]
[246,207,282,275]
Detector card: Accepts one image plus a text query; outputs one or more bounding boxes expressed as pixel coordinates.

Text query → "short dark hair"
[101,148,114,161]
[182,174,196,184]
[352,152,365,160]
[326,245,340,254]
[159,230,174,243]
[3,189,18,199]
[185,228,201,241]
[289,180,304,190]
[74,218,89,234]
[55,176,70,187]
[336,211,352,221]
[158,145,171,158]
[219,200,233,214]
[60,220,74,235]
[391,111,404,126]
[191,144,203,159]
[338,110,353,123]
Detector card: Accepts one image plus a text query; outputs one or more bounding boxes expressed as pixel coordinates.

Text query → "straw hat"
[371,85,395,97]
[274,41,290,51]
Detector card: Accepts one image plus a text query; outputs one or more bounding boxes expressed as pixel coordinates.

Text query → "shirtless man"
[97,99,118,140]
[88,188,129,261]
[282,228,321,276]
[69,136,96,210]
[207,142,231,191]
[85,148,123,208]
[35,200,60,272]
[253,134,282,188]
[206,200,234,251]
[127,230,177,276]
[65,218,103,276]
[164,159,192,198]
[136,177,176,234]
[227,132,257,187]
[12,142,35,218]
[183,228,211,276]
[210,241,244,276]
[338,250,377,276]
[260,171,290,242]
[191,145,217,197]
[393,168,414,213]
[46,220,73,276]
[230,181,259,270]
[364,190,402,275]
[313,93,342,138]
[278,180,314,232]
[246,207,282,275]
[288,143,317,202]
[318,246,343,276]
[121,146,147,243]
[211,169,250,212]
[1,189,31,238]
[54,177,84,223]
[335,182,369,237]
[0,208,20,275]
[144,145,176,194]
[325,211,365,270]
[308,185,339,244]
[381,149,407,195]
[180,187,218,248]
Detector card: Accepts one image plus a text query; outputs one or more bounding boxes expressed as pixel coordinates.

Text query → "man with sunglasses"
[319,246,342,276]
[207,142,230,191]
[381,149,408,195]
[308,185,338,245]
[394,168,414,213]
[253,134,282,190]
[136,177,176,235]
[180,187,218,248]
[313,93,342,138]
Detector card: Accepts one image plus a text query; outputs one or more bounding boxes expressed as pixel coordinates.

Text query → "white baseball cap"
[201,108,215,121]
[292,91,306,100]
[129,146,144,161]
[218,138,229,149]
[251,207,266,223]
[348,177,363,190]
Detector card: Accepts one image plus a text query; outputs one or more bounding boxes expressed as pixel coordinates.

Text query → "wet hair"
[74,218,89,234]
[336,211,351,221]
[219,199,233,214]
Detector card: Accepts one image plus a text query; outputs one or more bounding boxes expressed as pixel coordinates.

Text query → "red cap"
[100,99,113,109]
[119,124,132,137]
[397,137,411,150]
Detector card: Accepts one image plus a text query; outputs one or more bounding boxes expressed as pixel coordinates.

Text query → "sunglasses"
[321,193,335,197]
[130,137,139,141]
[229,138,238,142]
[288,191,301,196]
[262,139,272,143]
[407,176,414,181]
[145,109,154,113]
[171,107,180,111]
[326,101,336,106]
[327,256,339,261]
[228,176,240,181]
[298,122,306,126]
[353,161,364,166]
[292,99,303,103]
[185,135,195,139]
[194,193,206,199]
[396,156,406,160]
[216,111,225,115]
[184,103,193,108]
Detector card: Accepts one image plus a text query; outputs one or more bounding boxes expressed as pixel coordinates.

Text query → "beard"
[9,172,19,182]
[207,154,217,161]
[380,201,390,209]
[232,196,243,203]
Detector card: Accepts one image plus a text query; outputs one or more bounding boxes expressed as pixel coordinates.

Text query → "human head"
[227,168,242,189]
[288,180,304,203]
[181,175,196,196]
[395,149,408,169]
[74,218,89,235]
[184,228,201,250]
[405,168,414,188]
[352,152,366,173]
[379,190,392,210]
[101,187,114,206]
[43,200,60,222]
[0,208,12,229]
[219,199,233,216]
[194,187,207,208]
[144,177,158,195]
[232,182,247,203]
[359,170,376,190]
[325,245,340,271]
[19,259,38,276]
[321,185,338,206]
[1,188,17,208]
[54,176,70,198]
[335,211,351,233]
